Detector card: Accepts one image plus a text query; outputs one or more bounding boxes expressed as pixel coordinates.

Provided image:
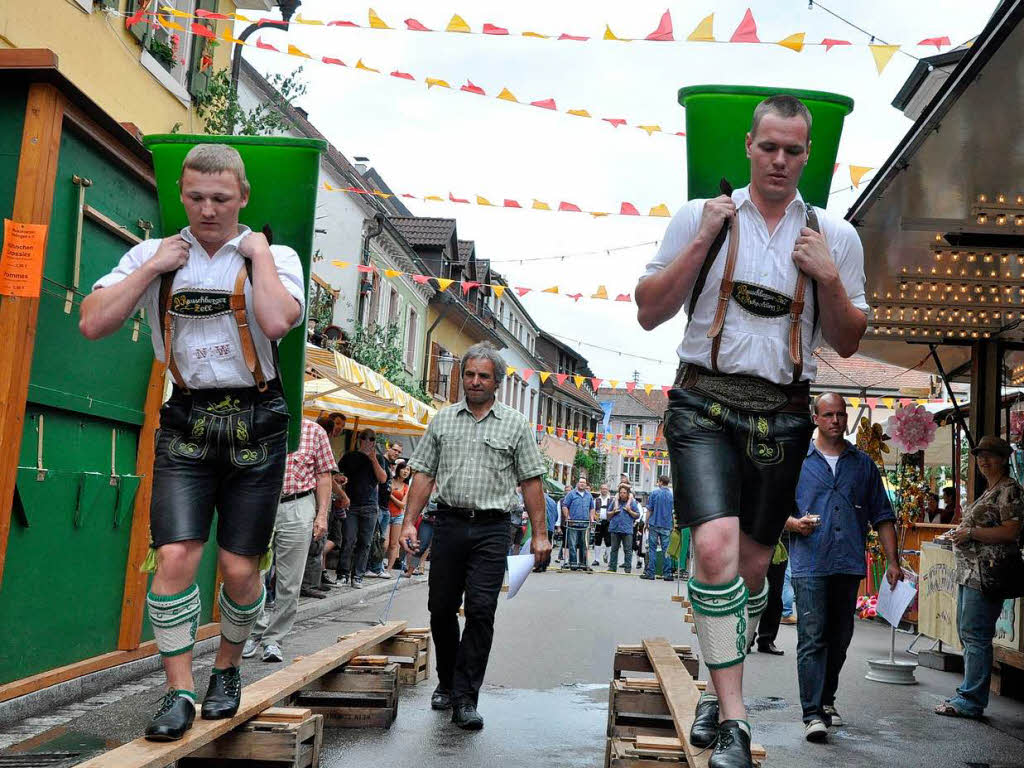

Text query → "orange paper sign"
[0,219,48,298]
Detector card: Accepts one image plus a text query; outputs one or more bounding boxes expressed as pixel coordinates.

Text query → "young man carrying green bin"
[80,144,306,741]
[636,93,868,768]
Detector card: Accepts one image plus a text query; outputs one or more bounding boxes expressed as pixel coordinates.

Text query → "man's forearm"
[368,452,387,482]
[315,473,332,517]
[250,249,301,340]
[635,234,714,331]
[817,275,867,358]
[877,521,900,564]
[79,263,158,340]
[521,478,548,539]
[405,473,435,520]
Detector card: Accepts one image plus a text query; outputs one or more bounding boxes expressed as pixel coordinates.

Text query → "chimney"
[354,156,370,174]
[294,106,309,120]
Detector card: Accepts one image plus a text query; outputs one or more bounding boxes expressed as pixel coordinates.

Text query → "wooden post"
[117,361,167,649]
[0,83,64,588]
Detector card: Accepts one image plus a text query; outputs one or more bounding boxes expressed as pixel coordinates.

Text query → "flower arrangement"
[856,594,878,619]
[885,404,938,454]
[856,416,889,468]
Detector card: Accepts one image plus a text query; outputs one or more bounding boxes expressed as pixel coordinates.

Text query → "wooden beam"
[643,637,709,768]
[76,622,406,768]
[0,623,220,703]
[0,82,64,588]
[117,361,166,650]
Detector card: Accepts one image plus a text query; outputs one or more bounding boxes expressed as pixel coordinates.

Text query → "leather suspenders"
[687,181,822,384]
[158,259,274,393]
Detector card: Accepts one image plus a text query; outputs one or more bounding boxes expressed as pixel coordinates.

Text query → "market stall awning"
[304,346,436,435]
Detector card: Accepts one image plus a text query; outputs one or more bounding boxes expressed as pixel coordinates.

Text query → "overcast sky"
[237,0,999,387]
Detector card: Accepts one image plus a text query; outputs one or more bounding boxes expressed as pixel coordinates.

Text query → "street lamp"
[429,351,458,393]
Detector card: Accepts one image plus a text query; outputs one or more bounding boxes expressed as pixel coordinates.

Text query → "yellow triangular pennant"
[849,165,873,188]
[883,397,895,409]
[384,269,402,278]
[492,285,506,298]
[159,5,191,17]
[591,285,608,300]
[476,195,493,206]
[546,426,554,435]
[323,182,335,191]
[591,212,609,218]
[604,24,629,41]
[436,278,454,292]
[687,13,714,42]
[649,204,671,217]
[497,88,518,102]
[330,260,350,268]
[609,379,620,389]
[222,28,245,44]
[507,366,517,377]
[447,14,471,33]
[573,375,585,389]
[567,430,575,440]
[539,371,551,383]
[426,78,450,89]
[638,125,662,136]
[294,13,322,25]
[356,59,379,73]
[777,32,805,53]
[644,384,653,395]
[532,200,551,211]
[869,44,900,74]
[368,9,390,29]
[288,44,311,59]
[425,195,444,202]
[568,109,592,118]
[850,397,861,408]
[522,31,550,39]
[542,286,559,294]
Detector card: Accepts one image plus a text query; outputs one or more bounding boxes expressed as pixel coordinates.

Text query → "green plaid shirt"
[408,399,546,512]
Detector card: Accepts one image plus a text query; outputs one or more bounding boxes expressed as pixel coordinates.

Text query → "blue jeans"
[366,505,391,574]
[566,525,589,568]
[781,561,795,618]
[792,574,861,723]
[949,584,1005,715]
[644,526,675,578]
[608,531,633,571]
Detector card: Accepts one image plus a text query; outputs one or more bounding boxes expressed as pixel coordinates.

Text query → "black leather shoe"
[690,695,720,748]
[202,667,242,719]
[431,687,452,710]
[451,700,484,730]
[145,691,195,741]
[708,720,753,768]
[758,642,784,656]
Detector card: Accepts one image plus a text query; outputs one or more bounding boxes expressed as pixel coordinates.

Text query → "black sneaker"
[431,686,452,710]
[451,700,484,730]
[690,695,720,748]
[201,667,242,719]
[709,720,753,768]
[322,571,338,585]
[144,691,195,741]
[639,574,656,581]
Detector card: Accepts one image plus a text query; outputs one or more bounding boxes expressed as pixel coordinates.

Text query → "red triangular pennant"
[449,192,469,203]
[620,202,640,216]
[603,118,627,128]
[521,368,535,380]
[503,199,521,208]
[566,293,583,302]
[405,19,431,31]
[558,33,590,41]
[919,36,951,50]
[461,281,480,296]
[483,23,509,35]
[327,20,360,27]
[645,10,674,41]
[821,38,850,52]
[126,4,146,27]
[515,287,531,296]
[412,274,432,284]
[356,264,376,273]
[615,293,632,302]
[591,377,602,390]
[730,9,759,43]
[460,80,486,96]
[256,37,279,51]
[867,397,879,409]
[191,22,215,38]
[390,70,414,79]
[558,201,582,212]
[530,98,557,110]
[322,57,346,66]
[555,373,569,387]
[661,385,672,396]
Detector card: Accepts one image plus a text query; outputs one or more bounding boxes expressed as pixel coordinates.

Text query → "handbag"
[979,546,1024,601]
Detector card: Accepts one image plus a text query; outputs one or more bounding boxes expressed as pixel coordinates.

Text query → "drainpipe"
[357,213,384,325]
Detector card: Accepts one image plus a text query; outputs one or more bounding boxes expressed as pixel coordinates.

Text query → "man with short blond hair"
[81,143,305,740]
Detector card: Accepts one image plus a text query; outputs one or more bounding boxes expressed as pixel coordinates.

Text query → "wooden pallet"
[613,644,699,680]
[75,622,406,768]
[178,707,321,768]
[607,736,766,767]
[607,679,706,739]
[364,629,431,686]
[289,662,399,729]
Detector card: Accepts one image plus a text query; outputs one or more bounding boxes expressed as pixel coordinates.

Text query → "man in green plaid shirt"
[401,343,551,731]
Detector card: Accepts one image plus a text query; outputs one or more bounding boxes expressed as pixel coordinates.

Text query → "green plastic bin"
[142,134,327,451]
[677,85,854,207]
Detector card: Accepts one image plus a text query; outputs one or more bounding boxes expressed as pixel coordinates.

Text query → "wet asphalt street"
[2,566,1024,767]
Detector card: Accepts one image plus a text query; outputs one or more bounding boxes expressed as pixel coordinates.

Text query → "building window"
[624,422,643,438]
[622,458,642,485]
[656,461,671,480]
[388,287,400,327]
[405,307,418,368]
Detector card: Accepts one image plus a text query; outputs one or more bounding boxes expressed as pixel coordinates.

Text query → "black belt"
[281,489,313,503]
[436,504,508,522]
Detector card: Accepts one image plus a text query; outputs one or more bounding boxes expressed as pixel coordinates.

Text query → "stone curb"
[0,574,425,728]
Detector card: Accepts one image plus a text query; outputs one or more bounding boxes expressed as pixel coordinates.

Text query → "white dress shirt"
[93,226,306,389]
[642,186,868,384]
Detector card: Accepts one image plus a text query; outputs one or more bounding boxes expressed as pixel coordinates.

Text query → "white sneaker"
[805,719,828,743]
[823,705,843,727]
[377,570,392,579]
[262,642,283,663]
[242,638,260,659]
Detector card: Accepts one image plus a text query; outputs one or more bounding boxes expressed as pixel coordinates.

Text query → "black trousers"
[755,558,788,647]
[427,516,510,705]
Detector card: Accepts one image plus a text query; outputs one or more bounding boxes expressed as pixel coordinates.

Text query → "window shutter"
[187,0,218,98]
[126,0,151,44]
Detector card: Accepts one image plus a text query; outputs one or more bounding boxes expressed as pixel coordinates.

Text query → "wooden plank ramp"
[642,638,765,768]
[74,621,406,768]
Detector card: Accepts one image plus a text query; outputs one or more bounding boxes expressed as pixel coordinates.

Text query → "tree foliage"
[347,323,432,405]
[573,448,607,486]
[192,66,308,135]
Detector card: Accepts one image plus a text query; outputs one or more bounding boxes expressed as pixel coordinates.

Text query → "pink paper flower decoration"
[885,405,938,454]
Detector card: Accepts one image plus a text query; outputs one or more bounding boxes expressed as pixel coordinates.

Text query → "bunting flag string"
[144,5,951,77]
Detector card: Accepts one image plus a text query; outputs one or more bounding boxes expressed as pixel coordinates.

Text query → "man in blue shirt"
[641,476,677,580]
[607,484,640,572]
[561,476,595,571]
[789,393,902,743]
[536,492,560,573]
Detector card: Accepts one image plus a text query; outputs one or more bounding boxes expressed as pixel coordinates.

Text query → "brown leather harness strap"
[231,262,268,392]
[789,206,823,384]
[707,214,740,373]
[159,271,188,391]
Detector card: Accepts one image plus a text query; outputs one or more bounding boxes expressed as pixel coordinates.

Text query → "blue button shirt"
[609,498,640,534]
[562,489,595,523]
[544,493,560,531]
[647,486,674,529]
[791,441,895,577]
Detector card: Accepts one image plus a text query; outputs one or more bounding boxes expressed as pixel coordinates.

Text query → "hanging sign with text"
[0,219,48,298]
